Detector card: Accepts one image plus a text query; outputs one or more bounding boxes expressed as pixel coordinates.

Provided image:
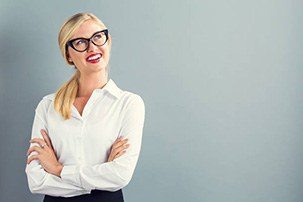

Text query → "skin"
[67,19,111,97]
[27,20,130,177]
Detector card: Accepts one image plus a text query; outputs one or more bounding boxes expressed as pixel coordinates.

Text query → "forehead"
[71,20,106,39]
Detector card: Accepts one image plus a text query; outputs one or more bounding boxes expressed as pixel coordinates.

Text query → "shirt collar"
[95,78,122,99]
[44,78,122,101]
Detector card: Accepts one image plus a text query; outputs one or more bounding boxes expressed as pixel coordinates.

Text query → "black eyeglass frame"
[65,29,109,52]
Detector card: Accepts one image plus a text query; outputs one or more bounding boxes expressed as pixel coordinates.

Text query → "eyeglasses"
[66,29,109,52]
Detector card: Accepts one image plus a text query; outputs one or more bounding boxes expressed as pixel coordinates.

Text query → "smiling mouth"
[86,53,102,63]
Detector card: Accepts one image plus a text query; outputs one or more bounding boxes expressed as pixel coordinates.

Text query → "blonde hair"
[54,13,111,120]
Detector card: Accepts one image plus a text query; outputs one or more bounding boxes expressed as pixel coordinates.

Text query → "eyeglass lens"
[71,31,107,51]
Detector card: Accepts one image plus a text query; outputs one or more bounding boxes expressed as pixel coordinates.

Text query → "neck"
[77,71,108,97]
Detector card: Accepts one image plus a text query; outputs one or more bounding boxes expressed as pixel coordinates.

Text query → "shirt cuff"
[60,165,81,188]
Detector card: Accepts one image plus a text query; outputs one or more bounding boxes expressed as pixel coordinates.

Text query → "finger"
[27,154,39,164]
[108,138,128,162]
[107,150,116,162]
[113,136,123,144]
[27,146,40,156]
[114,150,126,159]
[27,146,43,156]
[116,136,128,142]
[112,138,128,149]
[41,129,53,148]
[116,143,130,151]
[29,139,48,151]
[107,154,113,162]
[30,138,47,148]
[112,144,130,156]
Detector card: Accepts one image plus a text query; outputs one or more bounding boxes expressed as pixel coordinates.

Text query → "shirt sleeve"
[24,99,92,197]
[60,94,145,192]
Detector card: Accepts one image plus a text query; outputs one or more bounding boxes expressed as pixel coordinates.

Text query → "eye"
[93,34,102,40]
[75,39,85,45]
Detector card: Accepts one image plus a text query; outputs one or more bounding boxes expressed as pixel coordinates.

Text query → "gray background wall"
[1,1,303,202]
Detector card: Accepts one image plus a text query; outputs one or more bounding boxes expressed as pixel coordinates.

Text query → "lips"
[86,53,102,63]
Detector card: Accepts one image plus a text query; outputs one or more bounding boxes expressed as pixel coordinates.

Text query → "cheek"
[69,51,83,62]
[71,53,85,63]
[101,48,110,60]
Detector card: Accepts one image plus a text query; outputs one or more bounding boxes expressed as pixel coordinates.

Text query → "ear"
[66,51,72,61]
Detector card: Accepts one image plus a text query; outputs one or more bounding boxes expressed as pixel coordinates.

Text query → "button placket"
[82,91,97,119]
[82,91,106,119]
[77,119,86,163]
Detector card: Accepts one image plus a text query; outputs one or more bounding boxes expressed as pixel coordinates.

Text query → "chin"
[91,64,107,72]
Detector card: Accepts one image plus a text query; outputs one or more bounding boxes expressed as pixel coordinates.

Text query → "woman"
[25,13,145,202]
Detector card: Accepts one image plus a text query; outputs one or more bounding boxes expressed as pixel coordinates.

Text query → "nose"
[87,40,98,52]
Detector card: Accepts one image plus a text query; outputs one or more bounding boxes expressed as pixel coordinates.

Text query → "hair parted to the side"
[54,13,111,120]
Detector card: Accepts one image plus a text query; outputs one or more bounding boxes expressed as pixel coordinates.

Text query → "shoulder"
[35,93,55,114]
[42,93,56,101]
[120,91,145,108]
[118,91,145,118]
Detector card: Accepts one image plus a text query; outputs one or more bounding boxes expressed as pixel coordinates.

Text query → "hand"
[107,136,130,162]
[27,129,63,177]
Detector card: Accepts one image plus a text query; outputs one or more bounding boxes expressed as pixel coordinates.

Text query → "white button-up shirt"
[25,78,145,197]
